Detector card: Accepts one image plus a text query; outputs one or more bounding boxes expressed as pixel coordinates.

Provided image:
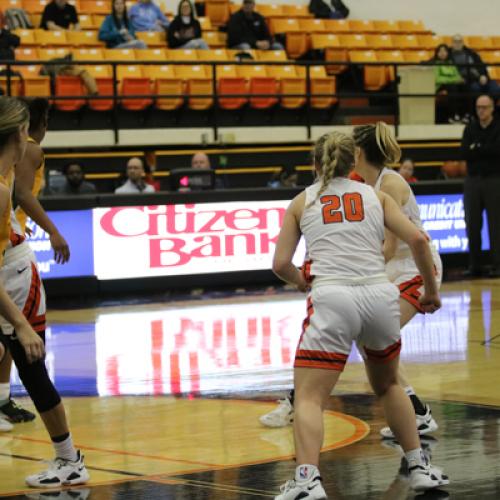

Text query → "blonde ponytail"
[375,121,401,164]
[0,97,29,150]
[353,121,401,168]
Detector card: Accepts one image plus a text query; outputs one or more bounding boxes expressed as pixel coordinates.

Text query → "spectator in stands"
[40,0,80,31]
[56,162,97,195]
[461,94,500,278]
[227,0,284,51]
[398,158,418,183]
[432,44,468,123]
[115,156,155,193]
[268,166,298,188]
[308,0,349,19]
[99,0,147,49]
[168,0,208,49]
[451,34,500,97]
[0,29,20,61]
[129,0,169,32]
[191,151,210,169]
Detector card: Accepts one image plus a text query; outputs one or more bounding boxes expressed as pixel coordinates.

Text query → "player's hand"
[50,231,70,264]
[16,324,45,364]
[296,275,310,293]
[419,293,441,314]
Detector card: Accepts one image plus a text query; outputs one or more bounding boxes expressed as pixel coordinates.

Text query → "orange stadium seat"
[23,0,48,13]
[154,78,184,111]
[339,34,367,49]
[34,29,68,45]
[416,34,444,50]
[205,0,230,27]
[392,34,419,50]
[298,19,326,33]
[256,50,287,62]
[398,20,427,33]
[281,4,310,17]
[198,16,212,30]
[23,76,51,97]
[67,30,100,46]
[349,50,388,91]
[311,33,340,50]
[286,33,309,59]
[323,19,350,33]
[14,47,38,60]
[202,31,226,47]
[135,48,167,61]
[0,0,22,9]
[373,20,401,33]
[349,20,375,32]
[104,48,136,61]
[136,31,166,47]
[465,36,493,50]
[13,29,35,45]
[37,47,70,60]
[249,76,278,109]
[72,48,104,60]
[377,49,405,80]
[365,34,394,50]
[121,77,152,110]
[89,77,114,111]
[268,66,306,109]
[403,50,431,63]
[187,78,214,110]
[218,77,247,109]
[54,75,86,111]
[270,18,301,35]
[0,76,22,96]
[297,65,337,108]
[80,0,110,14]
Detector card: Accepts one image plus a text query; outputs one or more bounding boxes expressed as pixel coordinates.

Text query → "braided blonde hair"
[353,121,401,168]
[0,97,29,151]
[309,131,355,206]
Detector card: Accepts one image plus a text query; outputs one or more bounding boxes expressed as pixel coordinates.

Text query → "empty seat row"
[1,0,112,14]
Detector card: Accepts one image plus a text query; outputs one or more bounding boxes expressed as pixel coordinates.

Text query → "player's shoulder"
[380,169,408,192]
[24,141,43,163]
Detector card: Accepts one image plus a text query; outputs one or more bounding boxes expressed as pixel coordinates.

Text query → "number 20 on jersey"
[320,193,365,224]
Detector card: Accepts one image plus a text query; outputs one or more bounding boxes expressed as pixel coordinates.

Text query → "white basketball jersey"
[374,168,425,259]
[300,177,386,281]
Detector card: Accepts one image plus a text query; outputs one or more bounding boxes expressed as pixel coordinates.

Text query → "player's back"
[300,177,386,281]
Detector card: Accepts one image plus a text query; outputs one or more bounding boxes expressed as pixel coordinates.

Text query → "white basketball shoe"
[380,404,438,439]
[260,397,294,428]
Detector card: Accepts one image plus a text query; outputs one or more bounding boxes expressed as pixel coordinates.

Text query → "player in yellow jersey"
[0,97,88,488]
[0,98,70,425]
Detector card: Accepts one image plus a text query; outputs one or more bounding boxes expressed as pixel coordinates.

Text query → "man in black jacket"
[0,29,20,60]
[227,0,283,50]
[451,34,500,96]
[461,94,500,277]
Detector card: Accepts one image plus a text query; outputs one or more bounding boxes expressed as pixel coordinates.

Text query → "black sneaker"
[0,398,36,423]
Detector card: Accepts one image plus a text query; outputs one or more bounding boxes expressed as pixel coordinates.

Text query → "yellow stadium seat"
[166,48,199,61]
[14,47,38,60]
[13,29,35,45]
[23,0,46,14]
[323,19,350,33]
[215,64,238,79]
[339,34,367,49]
[175,64,208,79]
[0,0,22,9]
[267,64,298,79]
[279,77,306,109]
[416,34,444,50]
[116,64,143,80]
[377,49,405,80]
[392,34,419,50]
[0,76,22,96]
[491,36,500,48]
[93,14,106,26]
[281,4,310,17]
[270,18,301,36]
[373,20,401,33]
[298,18,326,33]
[154,78,184,111]
[80,0,110,14]
[72,48,104,60]
[85,64,112,78]
[30,13,42,27]
[12,64,41,79]
[205,0,230,27]
[104,48,136,61]
[349,20,375,32]
[256,50,288,62]
[67,30,100,46]
[78,14,94,28]
[202,31,226,47]
[38,47,70,60]
[136,31,166,46]
[403,50,431,63]
[187,78,214,110]
[296,66,337,108]
[236,64,268,79]
[34,29,68,46]
[489,66,500,82]
[398,20,427,33]
[196,48,228,61]
[349,50,388,91]
[481,50,500,63]
[257,4,284,17]
[198,16,212,30]
[365,34,393,50]
[464,36,493,50]
[23,76,51,97]
[142,64,176,79]
[311,33,340,50]
[135,48,167,61]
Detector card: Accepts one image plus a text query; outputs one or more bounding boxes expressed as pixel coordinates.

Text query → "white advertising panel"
[93,200,306,280]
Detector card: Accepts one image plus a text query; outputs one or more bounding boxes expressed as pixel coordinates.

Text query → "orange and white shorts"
[0,242,46,335]
[295,279,401,372]
[386,247,443,313]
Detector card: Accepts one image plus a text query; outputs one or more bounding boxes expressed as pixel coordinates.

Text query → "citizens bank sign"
[93,201,306,279]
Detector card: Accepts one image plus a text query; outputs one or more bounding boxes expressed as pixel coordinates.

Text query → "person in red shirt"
[398,158,418,183]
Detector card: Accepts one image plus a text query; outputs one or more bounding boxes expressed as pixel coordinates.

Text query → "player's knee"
[371,375,398,398]
[17,360,61,413]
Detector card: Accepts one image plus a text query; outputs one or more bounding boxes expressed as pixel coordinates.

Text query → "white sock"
[295,464,319,483]
[52,434,78,462]
[405,448,426,469]
[404,386,416,397]
[0,383,10,406]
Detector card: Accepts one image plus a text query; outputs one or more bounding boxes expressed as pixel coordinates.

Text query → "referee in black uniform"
[461,94,500,277]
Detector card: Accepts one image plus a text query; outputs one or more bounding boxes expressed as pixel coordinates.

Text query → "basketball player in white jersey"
[273,131,448,499]
[261,125,439,440]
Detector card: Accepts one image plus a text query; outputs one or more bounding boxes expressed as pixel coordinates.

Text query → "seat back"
[54,75,86,111]
[249,77,278,109]
[121,77,152,110]
[218,77,247,110]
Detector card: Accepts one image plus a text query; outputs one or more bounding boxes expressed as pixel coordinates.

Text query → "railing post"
[112,62,119,145]
[212,61,218,143]
[305,63,312,141]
